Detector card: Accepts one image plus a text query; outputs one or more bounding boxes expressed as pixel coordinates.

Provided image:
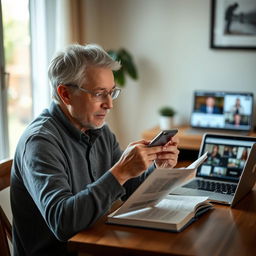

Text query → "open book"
[107,152,213,232]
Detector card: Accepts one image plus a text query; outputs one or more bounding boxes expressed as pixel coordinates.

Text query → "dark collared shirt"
[11,102,154,256]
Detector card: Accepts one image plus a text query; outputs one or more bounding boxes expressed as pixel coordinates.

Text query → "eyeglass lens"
[111,89,120,99]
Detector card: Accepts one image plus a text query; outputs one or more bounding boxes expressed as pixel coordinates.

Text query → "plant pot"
[159,116,174,130]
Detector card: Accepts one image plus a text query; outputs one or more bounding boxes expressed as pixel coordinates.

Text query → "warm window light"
[2,0,32,157]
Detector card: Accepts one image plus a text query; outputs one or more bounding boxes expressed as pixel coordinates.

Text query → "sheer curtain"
[30,0,86,117]
[55,0,86,49]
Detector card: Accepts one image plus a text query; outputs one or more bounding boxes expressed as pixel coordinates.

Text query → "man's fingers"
[162,145,180,154]
[157,153,177,160]
[129,139,149,146]
[164,135,179,146]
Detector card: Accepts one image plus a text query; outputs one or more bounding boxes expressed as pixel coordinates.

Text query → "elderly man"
[11,44,179,255]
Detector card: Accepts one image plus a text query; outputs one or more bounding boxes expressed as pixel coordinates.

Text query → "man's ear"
[57,84,72,105]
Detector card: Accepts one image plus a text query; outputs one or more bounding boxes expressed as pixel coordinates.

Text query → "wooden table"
[142,126,256,150]
[68,185,256,256]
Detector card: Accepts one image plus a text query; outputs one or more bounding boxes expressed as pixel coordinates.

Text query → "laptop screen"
[190,91,254,131]
[197,134,256,183]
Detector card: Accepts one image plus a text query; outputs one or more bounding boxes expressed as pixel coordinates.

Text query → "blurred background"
[0,0,256,158]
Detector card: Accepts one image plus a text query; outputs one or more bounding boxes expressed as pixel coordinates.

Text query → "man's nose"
[102,94,113,109]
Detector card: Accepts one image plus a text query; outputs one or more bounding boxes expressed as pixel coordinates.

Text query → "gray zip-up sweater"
[11,102,154,256]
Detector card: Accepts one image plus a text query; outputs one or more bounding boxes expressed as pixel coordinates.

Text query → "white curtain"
[30,0,86,117]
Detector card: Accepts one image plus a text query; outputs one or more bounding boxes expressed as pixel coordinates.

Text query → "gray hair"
[48,44,121,102]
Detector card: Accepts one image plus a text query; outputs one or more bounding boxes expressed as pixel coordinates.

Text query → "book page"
[113,196,209,223]
[115,153,208,215]
[186,152,208,169]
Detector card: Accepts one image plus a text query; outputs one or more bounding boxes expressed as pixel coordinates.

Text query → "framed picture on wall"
[210,0,256,49]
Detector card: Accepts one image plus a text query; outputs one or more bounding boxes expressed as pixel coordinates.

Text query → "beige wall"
[85,0,256,149]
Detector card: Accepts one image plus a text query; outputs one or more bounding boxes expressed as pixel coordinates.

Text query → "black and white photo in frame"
[210,0,256,49]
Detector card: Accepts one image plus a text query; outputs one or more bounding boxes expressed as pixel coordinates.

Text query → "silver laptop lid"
[197,133,256,183]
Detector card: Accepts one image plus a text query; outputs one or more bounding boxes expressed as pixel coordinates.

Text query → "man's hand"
[154,135,179,168]
[110,140,163,185]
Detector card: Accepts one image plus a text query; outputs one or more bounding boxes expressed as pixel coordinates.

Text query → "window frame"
[0,0,9,159]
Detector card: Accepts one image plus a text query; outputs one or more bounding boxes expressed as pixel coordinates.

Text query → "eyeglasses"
[66,84,121,102]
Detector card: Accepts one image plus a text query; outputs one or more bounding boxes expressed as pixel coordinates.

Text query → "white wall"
[85,0,256,149]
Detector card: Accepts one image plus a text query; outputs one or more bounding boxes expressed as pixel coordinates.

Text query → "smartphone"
[148,129,178,147]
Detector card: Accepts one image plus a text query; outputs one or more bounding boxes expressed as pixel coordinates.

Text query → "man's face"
[234,114,241,125]
[67,67,116,131]
[206,97,215,107]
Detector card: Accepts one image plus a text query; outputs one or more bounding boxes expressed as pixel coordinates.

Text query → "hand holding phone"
[148,129,178,147]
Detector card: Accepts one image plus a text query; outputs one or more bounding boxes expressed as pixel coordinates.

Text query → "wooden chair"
[0,159,13,256]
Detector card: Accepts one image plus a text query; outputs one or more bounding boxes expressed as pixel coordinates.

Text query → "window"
[0,0,32,158]
[0,0,71,160]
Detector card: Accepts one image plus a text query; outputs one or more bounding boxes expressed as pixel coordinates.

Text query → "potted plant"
[158,106,176,130]
[107,48,138,87]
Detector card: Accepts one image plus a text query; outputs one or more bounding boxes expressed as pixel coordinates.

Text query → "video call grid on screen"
[190,91,254,131]
[197,137,254,182]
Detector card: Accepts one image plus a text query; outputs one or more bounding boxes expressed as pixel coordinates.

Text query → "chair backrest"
[0,159,13,256]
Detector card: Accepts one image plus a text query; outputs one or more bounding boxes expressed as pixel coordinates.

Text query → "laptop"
[171,133,256,207]
[187,90,254,135]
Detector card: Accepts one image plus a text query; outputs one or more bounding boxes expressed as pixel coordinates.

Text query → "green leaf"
[107,48,138,86]
[124,60,138,80]
[114,68,125,87]
[118,49,138,80]
[159,107,176,117]
[119,49,132,62]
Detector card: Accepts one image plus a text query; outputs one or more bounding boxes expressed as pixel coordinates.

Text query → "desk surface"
[142,126,256,150]
[68,185,256,256]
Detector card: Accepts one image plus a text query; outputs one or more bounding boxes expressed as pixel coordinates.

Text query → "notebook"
[171,133,256,207]
[187,90,254,134]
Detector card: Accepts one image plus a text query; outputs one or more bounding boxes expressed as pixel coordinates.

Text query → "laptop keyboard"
[183,180,237,195]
